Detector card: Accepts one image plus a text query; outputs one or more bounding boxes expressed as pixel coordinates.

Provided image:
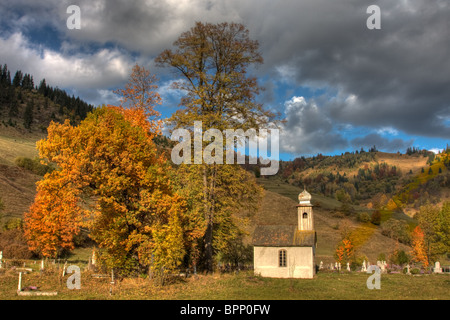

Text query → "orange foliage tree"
[24,170,87,258]
[335,238,354,264]
[24,66,202,277]
[411,225,429,267]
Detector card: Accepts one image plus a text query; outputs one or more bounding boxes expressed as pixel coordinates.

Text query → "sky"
[0,0,449,161]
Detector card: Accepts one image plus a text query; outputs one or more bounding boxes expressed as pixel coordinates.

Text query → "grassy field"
[0,132,42,166]
[0,267,448,300]
[0,132,42,220]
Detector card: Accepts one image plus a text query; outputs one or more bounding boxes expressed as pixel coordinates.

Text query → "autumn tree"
[411,226,429,267]
[415,202,450,262]
[156,22,279,272]
[175,162,263,271]
[24,170,86,258]
[24,66,198,278]
[113,63,162,135]
[335,238,354,265]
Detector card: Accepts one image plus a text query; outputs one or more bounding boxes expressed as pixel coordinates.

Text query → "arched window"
[302,212,309,230]
[279,249,287,267]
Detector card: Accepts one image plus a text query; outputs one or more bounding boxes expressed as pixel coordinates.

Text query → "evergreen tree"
[38,79,47,95]
[8,99,18,117]
[23,100,33,129]
[12,70,23,87]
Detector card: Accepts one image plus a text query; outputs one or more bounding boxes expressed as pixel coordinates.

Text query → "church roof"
[298,189,312,204]
[252,225,316,247]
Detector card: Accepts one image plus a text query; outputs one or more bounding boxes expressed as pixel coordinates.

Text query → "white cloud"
[0,32,135,104]
[157,79,187,101]
[376,127,399,136]
[429,148,444,154]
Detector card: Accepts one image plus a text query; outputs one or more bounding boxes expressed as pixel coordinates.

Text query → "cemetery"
[0,249,449,300]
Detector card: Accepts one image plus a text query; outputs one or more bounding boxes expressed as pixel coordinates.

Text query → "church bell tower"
[297,189,314,231]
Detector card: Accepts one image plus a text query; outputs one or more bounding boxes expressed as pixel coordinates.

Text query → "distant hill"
[273,148,450,217]
[0,64,94,221]
[0,63,93,137]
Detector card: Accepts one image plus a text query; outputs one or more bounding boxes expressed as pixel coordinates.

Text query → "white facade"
[254,246,314,279]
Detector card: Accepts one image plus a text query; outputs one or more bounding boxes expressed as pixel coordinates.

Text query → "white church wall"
[254,246,314,279]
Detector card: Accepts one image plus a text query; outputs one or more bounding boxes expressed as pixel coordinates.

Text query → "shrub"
[411,268,421,275]
[0,228,33,259]
[377,253,386,261]
[357,212,371,223]
[371,210,382,225]
[15,157,54,176]
[390,250,410,265]
[3,218,23,230]
[380,219,412,245]
[338,203,355,216]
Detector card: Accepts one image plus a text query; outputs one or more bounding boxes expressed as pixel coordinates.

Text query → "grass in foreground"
[1,268,448,300]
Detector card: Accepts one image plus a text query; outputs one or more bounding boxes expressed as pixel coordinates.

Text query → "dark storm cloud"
[350,133,414,153]
[248,0,450,138]
[1,0,448,153]
[280,96,348,155]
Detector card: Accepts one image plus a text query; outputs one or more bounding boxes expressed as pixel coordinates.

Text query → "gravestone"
[405,264,411,275]
[92,249,97,266]
[433,261,442,273]
[361,260,367,272]
[18,272,22,292]
[62,261,68,277]
[319,261,323,270]
[346,262,351,272]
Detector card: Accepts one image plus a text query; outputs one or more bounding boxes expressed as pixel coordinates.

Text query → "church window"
[279,249,287,267]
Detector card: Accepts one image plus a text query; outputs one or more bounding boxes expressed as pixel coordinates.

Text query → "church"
[252,189,317,278]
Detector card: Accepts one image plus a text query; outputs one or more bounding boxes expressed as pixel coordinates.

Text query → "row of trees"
[288,161,401,204]
[0,64,94,127]
[23,22,279,278]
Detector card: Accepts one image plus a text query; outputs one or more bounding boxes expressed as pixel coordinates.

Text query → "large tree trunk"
[202,163,217,273]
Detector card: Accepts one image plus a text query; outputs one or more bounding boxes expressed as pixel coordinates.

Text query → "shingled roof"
[252,225,316,247]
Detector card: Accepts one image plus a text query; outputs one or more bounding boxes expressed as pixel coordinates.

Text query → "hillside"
[251,178,412,264]
[0,64,94,221]
[277,148,450,217]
